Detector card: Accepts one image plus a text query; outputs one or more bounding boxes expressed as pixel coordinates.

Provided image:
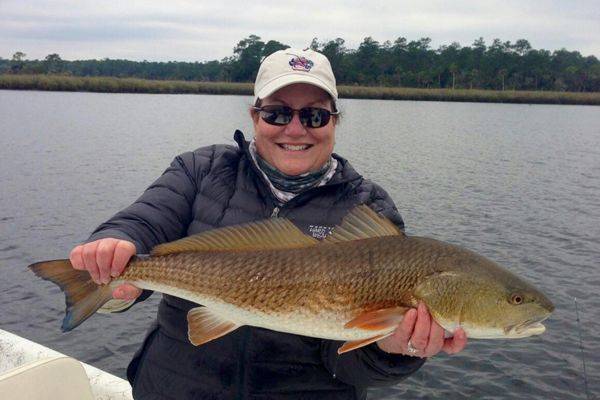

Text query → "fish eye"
[510,294,524,305]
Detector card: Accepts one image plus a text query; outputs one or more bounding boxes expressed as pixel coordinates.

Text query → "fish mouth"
[510,316,549,337]
[516,322,546,336]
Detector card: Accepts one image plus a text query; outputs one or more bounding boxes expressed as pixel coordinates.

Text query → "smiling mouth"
[278,144,313,151]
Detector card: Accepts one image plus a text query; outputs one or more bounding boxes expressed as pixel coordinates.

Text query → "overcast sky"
[1,0,599,62]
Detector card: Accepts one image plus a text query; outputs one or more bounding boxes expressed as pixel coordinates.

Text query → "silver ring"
[406,340,419,355]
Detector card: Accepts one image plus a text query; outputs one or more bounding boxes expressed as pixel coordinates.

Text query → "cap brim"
[255,73,338,103]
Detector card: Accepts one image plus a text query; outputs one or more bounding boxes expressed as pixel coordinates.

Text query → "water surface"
[1,90,598,399]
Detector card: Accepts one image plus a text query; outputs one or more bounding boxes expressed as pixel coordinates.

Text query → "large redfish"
[29,206,554,354]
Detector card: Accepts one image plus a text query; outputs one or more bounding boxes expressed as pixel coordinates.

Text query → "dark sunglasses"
[253,105,338,128]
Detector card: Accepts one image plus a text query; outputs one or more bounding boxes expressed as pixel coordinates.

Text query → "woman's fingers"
[423,319,445,357]
[398,308,418,342]
[69,238,136,285]
[112,240,136,277]
[442,328,468,354]
[394,308,418,352]
[112,284,142,300]
[69,245,85,270]
[82,241,101,284]
[375,308,417,354]
[96,239,117,284]
[376,303,468,358]
[410,303,431,351]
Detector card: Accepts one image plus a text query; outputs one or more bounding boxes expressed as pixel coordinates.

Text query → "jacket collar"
[233,130,363,187]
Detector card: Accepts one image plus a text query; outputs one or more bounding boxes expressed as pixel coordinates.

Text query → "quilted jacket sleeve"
[320,341,425,387]
[86,147,215,305]
[87,150,209,251]
[320,180,426,387]
[363,180,405,231]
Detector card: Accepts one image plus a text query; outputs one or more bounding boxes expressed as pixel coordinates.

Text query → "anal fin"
[97,299,136,314]
[344,307,409,330]
[338,332,394,354]
[187,307,240,346]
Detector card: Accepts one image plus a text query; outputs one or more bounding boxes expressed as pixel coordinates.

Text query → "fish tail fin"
[28,259,113,332]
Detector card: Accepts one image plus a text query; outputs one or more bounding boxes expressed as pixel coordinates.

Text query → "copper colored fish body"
[29,206,554,354]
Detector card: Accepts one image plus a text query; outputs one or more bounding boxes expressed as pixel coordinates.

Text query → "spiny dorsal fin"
[324,205,405,244]
[151,218,317,256]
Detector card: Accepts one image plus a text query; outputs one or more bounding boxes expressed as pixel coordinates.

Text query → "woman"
[70,48,467,399]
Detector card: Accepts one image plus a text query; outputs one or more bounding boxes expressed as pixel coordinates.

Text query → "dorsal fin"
[151,218,318,256]
[324,205,405,244]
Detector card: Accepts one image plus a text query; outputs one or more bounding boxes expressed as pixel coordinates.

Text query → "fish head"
[457,277,554,339]
[413,252,555,340]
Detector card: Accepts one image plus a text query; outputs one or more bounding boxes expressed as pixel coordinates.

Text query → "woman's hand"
[376,303,467,358]
[69,238,142,300]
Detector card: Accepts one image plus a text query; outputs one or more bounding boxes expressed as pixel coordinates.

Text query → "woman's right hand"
[69,238,142,300]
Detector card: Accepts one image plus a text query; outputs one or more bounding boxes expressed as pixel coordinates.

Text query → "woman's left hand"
[376,303,467,357]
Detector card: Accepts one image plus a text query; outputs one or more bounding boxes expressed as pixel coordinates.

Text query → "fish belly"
[128,279,392,341]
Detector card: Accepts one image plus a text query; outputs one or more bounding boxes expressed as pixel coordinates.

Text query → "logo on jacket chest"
[308,225,334,240]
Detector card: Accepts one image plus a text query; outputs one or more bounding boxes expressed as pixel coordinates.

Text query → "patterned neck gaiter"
[249,140,338,204]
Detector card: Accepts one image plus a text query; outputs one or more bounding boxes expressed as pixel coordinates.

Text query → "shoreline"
[1,74,599,105]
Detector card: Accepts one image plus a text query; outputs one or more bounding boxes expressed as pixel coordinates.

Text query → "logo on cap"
[289,56,314,72]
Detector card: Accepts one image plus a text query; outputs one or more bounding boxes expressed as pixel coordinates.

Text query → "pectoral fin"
[344,307,409,330]
[187,307,240,346]
[338,332,394,354]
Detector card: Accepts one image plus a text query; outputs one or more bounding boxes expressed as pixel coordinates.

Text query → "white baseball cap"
[254,48,338,104]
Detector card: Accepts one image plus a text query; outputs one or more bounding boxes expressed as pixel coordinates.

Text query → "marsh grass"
[0,74,254,95]
[1,74,599,105]
[338,85,600,105]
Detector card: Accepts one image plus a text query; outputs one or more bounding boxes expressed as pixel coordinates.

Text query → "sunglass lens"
[300,108,330,128]
[260,106,292,125]
[259,106,331,128]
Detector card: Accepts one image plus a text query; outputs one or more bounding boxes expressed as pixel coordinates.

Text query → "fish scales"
[119,236,443,318]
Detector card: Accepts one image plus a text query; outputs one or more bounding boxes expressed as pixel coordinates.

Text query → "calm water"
[1,90,599,399]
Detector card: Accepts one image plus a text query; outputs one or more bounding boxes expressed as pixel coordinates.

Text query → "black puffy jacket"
[88,131,425,399]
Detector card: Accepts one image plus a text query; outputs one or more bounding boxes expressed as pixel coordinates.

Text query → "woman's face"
[252,83,336,176]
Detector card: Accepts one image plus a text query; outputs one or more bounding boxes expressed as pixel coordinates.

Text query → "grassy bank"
[0,74,253,95]
[1,74,599,105]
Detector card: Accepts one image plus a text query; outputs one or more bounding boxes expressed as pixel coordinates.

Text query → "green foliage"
[2,35,600,92]
[44,53,64,74]
[262,40,289,59]
[10,51,27,73]
[231,35,265,81]
[230,35,290,81]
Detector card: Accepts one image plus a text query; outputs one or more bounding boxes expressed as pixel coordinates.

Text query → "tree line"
[2,35,599,92]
